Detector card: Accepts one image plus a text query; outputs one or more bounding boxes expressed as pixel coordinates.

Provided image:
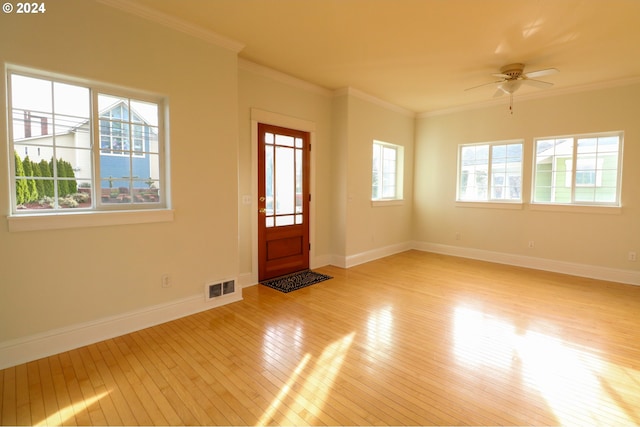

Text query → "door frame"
[250,108,317,284]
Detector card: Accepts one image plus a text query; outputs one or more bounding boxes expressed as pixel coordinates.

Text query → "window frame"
[456,139,524,204]
[6,66,172,231]
[371,139,404,204]
[531,131,623,207]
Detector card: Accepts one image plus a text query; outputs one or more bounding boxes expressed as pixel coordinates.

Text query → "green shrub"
[22,156,38,202]
[31,160,45,198]
[14,152,28,205]
[38,160,54,197]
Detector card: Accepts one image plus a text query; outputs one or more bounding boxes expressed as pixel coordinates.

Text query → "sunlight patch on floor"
[257,332,355,425]
[256,353,311,426]
[35,390,110,426]
[366,306,394,354]
[454,306,640,425]
[284,332,354,423]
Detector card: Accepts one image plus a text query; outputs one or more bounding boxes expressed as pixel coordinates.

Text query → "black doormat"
[260,269,332,293]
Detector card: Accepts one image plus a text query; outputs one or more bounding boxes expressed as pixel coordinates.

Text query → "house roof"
[536,135,620,163]
[14,99,156,142]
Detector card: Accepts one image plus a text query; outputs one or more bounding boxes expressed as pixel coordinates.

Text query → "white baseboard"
[339,241,413,268]
[311,253,335,270]
[413,241,640,286]
[247,241,640,288]
[238,272,256,288]
[0,291,242,370]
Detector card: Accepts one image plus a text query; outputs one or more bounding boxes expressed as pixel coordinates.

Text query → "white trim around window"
[7,209,174,232]
[6,65,172,230]
[372,140,404,203]
[457,139,524,204]
[532,131,623,207]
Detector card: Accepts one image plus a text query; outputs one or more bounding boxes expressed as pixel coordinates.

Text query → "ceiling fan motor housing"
[500,63,525,79]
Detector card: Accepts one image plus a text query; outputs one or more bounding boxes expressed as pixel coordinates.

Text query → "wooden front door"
[258,123,310,281]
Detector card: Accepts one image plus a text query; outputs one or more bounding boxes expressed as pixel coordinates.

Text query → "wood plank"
[35,358,62,426]
[47,355,76,427]
[58,352,91,426]
[0,367,15,426]
[26,361,46,425]
[2,251,640,426]
[107,336,168,425]
[15,363,31,426]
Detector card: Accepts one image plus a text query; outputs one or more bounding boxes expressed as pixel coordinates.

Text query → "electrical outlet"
[528,241,535,249]
[455,232,460,240]
[628,251,637,262]
[161,274,171,288]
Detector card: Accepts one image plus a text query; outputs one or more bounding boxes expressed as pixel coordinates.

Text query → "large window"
[532,132,622,206]
[457,141,523,202]
[372,140,404,201]
[8,69,166,214]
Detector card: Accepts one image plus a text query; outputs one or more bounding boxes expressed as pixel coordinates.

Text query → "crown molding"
[95,0,245,53]
[238,59,333,97]
[334,87,416,118]
[238,62,415,117]
[419,75,640,118]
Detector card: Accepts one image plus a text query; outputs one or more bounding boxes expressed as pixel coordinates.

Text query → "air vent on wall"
[205,278,236,301]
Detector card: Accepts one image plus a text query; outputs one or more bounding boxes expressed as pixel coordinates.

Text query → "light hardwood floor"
[2,250,640,426]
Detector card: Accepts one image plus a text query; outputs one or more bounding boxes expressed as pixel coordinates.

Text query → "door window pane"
[275,146,295,215]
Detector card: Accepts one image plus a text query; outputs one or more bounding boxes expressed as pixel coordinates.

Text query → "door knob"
[259,196,266,202]
[259,208,267,213]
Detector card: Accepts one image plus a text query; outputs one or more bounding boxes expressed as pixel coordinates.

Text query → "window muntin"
[8,70,166,214]
[533,132,622,206]
[372,140,403,201]
[458,141,523,202]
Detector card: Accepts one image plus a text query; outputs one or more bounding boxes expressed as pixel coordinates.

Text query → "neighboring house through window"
[533,132,622,205]
[457,140,523,202]
[8,68,166,213]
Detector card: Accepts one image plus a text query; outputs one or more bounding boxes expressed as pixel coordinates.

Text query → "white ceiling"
[120,0,640,113]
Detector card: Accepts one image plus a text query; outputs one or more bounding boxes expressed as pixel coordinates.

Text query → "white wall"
[413,83,640,275]
[0,1,240,350]
[334,90,416,266]
[237,61,334,278]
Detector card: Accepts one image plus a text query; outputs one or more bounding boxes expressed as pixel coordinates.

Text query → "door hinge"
[309,194,311,202]
[309,243,311,251]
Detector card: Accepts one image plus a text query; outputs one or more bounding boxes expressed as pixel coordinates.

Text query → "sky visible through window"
[11,74,158,140]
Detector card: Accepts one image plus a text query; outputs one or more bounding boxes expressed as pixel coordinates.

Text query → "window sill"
[7,209,175,232]
[455,201,523,210]
[529,203,622,215]
[371,199,404,207]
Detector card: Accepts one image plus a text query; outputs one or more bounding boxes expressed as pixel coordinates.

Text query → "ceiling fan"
[465,63,558,114]
[466,63,559,97]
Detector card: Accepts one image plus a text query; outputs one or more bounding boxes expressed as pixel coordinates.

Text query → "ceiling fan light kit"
[466,63,559,114]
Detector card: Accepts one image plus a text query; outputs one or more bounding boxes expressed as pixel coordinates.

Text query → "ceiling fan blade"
[522,79,554,89]
[492,73,510,79]
[493,87,506,97]
[524,68,559,78]
[465,80,505,92]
